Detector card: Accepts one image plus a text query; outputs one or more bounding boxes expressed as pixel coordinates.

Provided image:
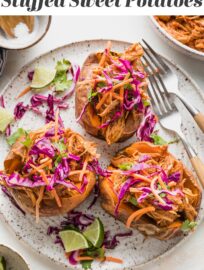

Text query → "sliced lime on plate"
[0,256,6,270]
[59,230,90,253]
[31,67,56,89]
[0,107,14,132]
[83,218,104,248]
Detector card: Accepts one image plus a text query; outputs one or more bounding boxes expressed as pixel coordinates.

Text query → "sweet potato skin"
[10,172,96,217]
[100,142,202,240]
[75,53,143,143]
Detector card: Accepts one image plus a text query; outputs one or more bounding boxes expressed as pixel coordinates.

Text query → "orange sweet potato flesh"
[100,142,202,240]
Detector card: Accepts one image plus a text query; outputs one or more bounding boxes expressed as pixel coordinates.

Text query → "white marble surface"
[0,16,204,270]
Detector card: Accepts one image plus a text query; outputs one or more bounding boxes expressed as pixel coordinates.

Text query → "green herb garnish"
[97,82,106,88]
[160,193,166,198]
[52,59,72,92]
[181,220,197,232]
[81,260,92,270]
[87,89,98,102]
[7,128,27,146]
[143,100,150,107]
[124,84,133,90]
[128,196,138,206]
[150,133,168,145]
[118,162,133,171]
[54,141,66,153]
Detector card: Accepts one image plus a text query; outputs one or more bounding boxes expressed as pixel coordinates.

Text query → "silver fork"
[142,55,204,188]
[141,39,204,134]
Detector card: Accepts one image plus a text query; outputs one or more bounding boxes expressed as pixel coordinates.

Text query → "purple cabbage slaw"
[113,159,184,213]
[0,126,109,196]
[76,52,157,141]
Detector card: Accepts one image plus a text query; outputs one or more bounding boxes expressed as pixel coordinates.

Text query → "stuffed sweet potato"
[100,142,201,240]
[75,42,156,145]
[0,122,99,220]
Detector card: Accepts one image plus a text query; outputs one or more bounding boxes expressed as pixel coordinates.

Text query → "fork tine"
[143,54,174,112]
[142,39,170,72]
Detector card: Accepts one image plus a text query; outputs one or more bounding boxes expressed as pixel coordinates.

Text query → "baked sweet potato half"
[75,42,156,145]
[0,123,99,220]
[100,142,201,240]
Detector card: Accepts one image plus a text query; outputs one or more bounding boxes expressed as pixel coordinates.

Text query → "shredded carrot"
[126,206,155,228]
[150,177,166,205]
[76,256,123,264]
[30,164,62,208]
[54,109,59,143]
[68,170,90,176]
[96,92,109,110]
[99,41,112,67]
[112,78,133,91]
[119,73,130,105]
[35,186,45,223]
[79,160,88,182]
[168,221,182,229]
[111,92,123,101]
[132,173,152,183]
[158,175,167,190]
[16,86,31,99]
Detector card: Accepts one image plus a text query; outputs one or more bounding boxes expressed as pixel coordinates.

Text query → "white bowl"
[150,16,204,61]
[0,245,30,270]
[0,16,51,50]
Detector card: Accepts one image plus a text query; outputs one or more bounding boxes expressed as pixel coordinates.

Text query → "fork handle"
[179,133,204,188]
[194,113,204,133]
[190,156,204,188]
[176,93,204,133]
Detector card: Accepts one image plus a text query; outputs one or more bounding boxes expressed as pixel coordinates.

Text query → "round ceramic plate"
[0,40,204,270]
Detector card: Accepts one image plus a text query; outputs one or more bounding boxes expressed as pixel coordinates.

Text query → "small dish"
[150,16,204,61]
[0,16,51,50]
[0,244,30,270]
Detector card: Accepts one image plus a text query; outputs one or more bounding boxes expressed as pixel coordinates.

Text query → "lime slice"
[31,67,56,89]
[0,256,6,270]
[83,218,104,248]
[0,107,14,132]
[59,230,90,253]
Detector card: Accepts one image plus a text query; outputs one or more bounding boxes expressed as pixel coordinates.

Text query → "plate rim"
[0,38,204,270]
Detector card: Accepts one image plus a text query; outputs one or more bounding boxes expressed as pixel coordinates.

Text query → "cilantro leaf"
[81,260,92,270]
[160,193,166,198]
[22,134,32,148]
[97,82,106,88]
[150,133,168,145]
[128,196,138,206]
[143,100,150,107]
[54,141,66,153]
[52,59,72,92]
[118,162,133,171]
[7,128,27,146]
[87,89,98,102]
[55,59,71,73]
[124,84,133,90]
[85,247,105,258]
[181,220,197,232]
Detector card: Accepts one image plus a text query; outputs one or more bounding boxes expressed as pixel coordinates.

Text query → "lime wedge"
[59,230,90,253]
[31,67,56,89]
[83,218,104,248]
[0,107,14,132]
[0,256,6,270]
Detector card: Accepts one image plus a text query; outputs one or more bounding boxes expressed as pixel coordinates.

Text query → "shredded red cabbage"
[28,70,34,81]
[29,137,55,158]
[98,111,122,129]
[103,230,133,249]
[168,172,181,182]
[115,177,141,215]
[14,102,29,120]
[137,106,157,141]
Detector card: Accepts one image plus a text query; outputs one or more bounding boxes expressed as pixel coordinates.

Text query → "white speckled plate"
[0,40,204,270]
